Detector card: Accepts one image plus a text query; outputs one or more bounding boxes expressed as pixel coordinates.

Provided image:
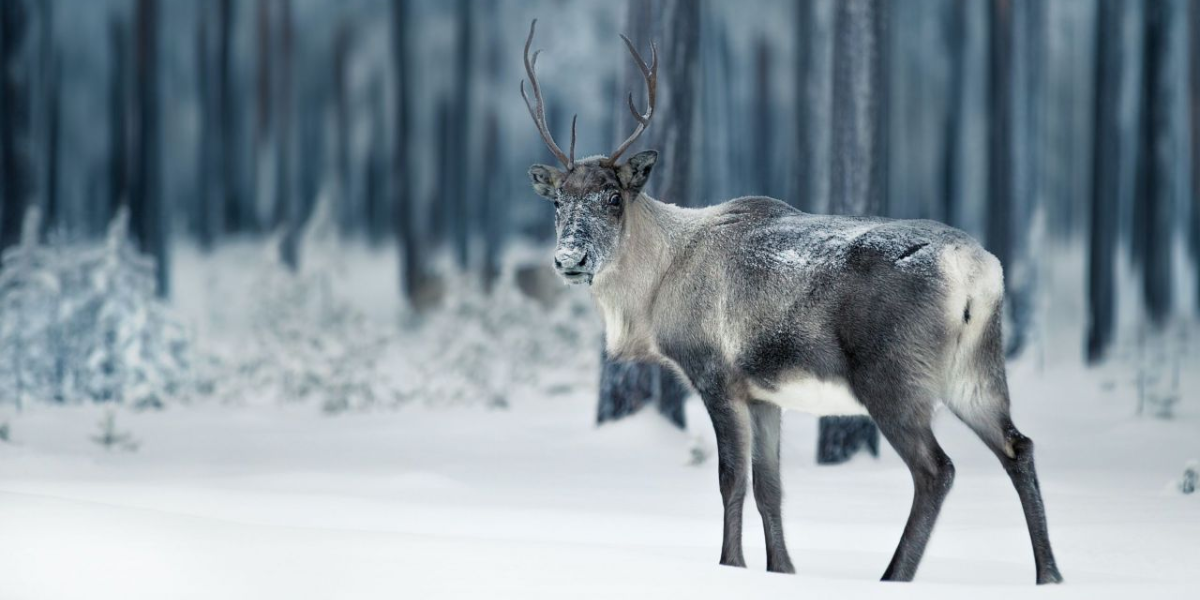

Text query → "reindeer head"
[522,20,658,285]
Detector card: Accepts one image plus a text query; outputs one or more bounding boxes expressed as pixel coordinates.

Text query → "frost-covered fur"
[528,155,1063,584]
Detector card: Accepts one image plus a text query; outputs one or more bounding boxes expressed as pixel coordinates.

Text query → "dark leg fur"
[952,408,1064,584]
[701,393,751,568]
[876,419,955,582]
[749,400,795,573]
[850,366,953,582]
[946,306,1062,584]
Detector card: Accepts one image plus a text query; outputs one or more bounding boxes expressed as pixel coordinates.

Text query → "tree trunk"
[650,0,699,207]
[392,0,436,310]
[196,4,217,249]
[986,0,1041,359]
[108,19,129,226]
[752,37,773,199]
[42,56,60,237]
[216,0,243,235]
[450,0,473,270]
[1087,0,1119,364]
[1134,0,1173,326]
[941,0,965,227]
[275,0,299,271]
[131,0,168,296]
[0,0,31,257]
[1189,0,1200,314]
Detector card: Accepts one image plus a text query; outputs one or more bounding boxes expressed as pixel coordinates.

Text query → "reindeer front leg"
[698,384,752,568]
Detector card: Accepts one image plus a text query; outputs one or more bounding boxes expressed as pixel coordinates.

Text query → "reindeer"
[520,20,1062,584]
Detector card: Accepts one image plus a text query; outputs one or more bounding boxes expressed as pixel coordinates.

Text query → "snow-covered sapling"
[91,410,139,452]
[520,19,1062,584]
[1179,460,1198,495]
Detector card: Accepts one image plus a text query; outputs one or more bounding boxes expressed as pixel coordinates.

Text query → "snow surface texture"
[1,241,1197,599]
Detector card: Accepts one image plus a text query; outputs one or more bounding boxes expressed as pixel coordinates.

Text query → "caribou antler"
[521,19,576,170]
[602,34,657,167]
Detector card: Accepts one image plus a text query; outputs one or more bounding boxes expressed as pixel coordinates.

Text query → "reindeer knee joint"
[1006,433,1034,461]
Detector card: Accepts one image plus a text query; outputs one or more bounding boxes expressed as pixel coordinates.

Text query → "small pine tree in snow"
[91,409,139,451]
[0,208,65,406]
[0,207,192,407]
[1179,460,1197,495]
[79,210,190,407]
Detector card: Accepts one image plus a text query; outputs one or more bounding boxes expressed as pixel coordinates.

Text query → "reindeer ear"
[528,164,563,200]
[617,150,657,194]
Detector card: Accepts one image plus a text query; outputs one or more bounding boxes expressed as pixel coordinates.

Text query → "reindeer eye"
[607,194,621,207]
[553,200,561,209]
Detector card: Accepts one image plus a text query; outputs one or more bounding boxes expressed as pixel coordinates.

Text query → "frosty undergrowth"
[188,200,602,412]
[0,208,191,409]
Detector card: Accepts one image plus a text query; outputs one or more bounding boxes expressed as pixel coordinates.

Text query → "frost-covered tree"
[0,208,58,407]
[0,207,191,408]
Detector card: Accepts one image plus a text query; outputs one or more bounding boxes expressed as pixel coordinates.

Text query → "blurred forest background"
[0,0,1198,460]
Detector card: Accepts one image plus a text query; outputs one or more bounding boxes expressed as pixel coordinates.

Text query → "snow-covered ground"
[1,242,1197,599]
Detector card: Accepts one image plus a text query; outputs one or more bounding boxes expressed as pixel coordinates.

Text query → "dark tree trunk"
[196,4,217,249]
[275,0,299,271]
[333,19,352,234]
[1189,0,1200,314]
[216,0,243,235]
[256,0,271,146]
[450,0,473,270]
[830,0,885,216]
[698,7,733,203]
[651,0,699,207]
[131,0,168,296]
[1087,0,1119,364]
[393,0,435,310]
[430,97,452,248]
[42,56,60,237]
[986,0,1013,347]
[818,0,886,465]
[480,112,502,294]
[941,0,965,227]
[365,90,386,243]
[0,0,31,257]
[1134,0,1173,327]
[108,19,129,225]
[597,0,686,430]
[986,0,1040,359]
[37,0,59,237]
[792,0,817,212]
[752,37,773,198]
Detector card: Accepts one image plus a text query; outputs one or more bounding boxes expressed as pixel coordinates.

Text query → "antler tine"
[521,19,573,170]
[604,36,658,166]
[569,114,578,166]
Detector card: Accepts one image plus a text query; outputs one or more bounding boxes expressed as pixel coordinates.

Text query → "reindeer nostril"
[554,257,563,268]
[578,253,588,267]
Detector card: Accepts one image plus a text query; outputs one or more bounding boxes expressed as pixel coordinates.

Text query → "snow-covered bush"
[1179,460,1198,495]
[406,273,600,408]
[0,208,192,408]
[201,195,396,412]
[195,230,601,412]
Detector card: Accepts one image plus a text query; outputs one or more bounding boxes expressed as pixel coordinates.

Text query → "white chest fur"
[749,374,869,417]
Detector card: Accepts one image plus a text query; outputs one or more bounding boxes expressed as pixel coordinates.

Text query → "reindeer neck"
[591,194,700,358]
